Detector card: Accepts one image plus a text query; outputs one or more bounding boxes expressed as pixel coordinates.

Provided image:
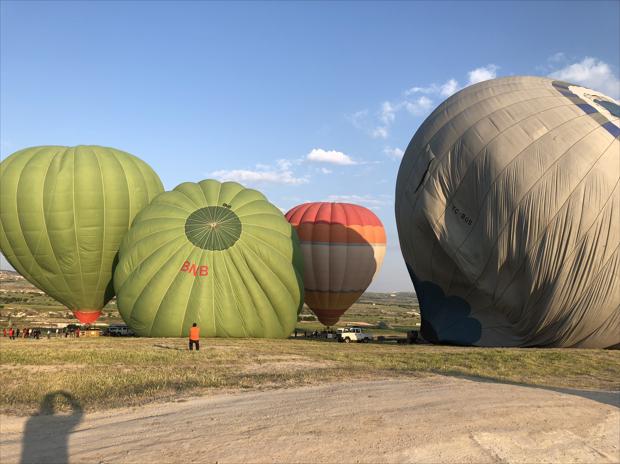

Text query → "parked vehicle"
[336,327,372,343]
[105,324,135,337]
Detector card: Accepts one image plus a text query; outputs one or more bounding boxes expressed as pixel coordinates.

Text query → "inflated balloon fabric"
[395,76,619,348]
[114,179,304,338]
[0,146,164,323]
[286,202,386,326]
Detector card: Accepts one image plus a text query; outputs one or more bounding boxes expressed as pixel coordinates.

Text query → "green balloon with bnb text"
[113,179,304,338]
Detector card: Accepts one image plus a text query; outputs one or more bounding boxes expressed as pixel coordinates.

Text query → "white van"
[336,327,372,343]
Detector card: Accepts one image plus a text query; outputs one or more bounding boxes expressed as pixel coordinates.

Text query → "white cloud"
[210,158,308,185]
[379,101,397,124]
[536,52,571,74]
[371,126,389,139]
[383,146,404,160]
[370,95,434,138]
[307,148,356,165]
[348,108,391,138]
[363,77,462,137]
[210,169,306,185]
[405,96,433,115]
[324,194,391,210]
[348,109,369,129]
[440,79,460,97]
[468,64,499,85]
[549,57,620,99]
[548,52,566,64]
[351,65,502,141]
[405,85,437,95]
[320,167,332,174]
[406,78,461,98]
[276,159,292,170]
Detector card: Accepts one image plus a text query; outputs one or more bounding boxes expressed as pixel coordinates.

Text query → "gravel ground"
[1,375,618,464]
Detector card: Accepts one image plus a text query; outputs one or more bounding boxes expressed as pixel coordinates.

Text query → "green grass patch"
[1,337,618,415]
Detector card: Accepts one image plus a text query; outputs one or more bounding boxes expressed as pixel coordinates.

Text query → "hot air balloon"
[395,76,620,348]
[285,202,386,326]
[113,179,304,338]
[0,145,164,323]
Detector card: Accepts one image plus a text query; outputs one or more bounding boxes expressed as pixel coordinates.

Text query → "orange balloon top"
[285,202,386,245]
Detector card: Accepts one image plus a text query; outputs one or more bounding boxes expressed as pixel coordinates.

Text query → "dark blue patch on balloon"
[602,122,620,138]
[576,103,597,114]
[406,264,482,345]
[595,99,620,117]
[552,80,620,138]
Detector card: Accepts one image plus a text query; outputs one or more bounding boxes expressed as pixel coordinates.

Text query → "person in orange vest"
[189,322,200,351]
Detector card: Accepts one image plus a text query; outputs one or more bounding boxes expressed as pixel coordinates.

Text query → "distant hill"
[0,269,24,278]
[0,270,40,292]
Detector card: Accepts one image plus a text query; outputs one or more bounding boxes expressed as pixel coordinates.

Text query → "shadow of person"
[20,391,83,464]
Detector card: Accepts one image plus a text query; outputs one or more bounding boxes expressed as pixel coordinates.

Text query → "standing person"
[3,328,6,337]
[16,328,20,339]
[75,327,80,338]
[188,322,200,351]
[56,328,59,337]
[9,327,14,340]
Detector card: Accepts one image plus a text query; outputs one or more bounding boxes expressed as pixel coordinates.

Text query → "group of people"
[4,327,42,339]
[294,328,336,339]
[3,321,204,348]
[2,326,81,339]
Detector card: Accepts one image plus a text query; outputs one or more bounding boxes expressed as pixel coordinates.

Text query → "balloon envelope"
[286,202,386,326]
[395,76,620,348]
[0,145,164,323]
[114,179,304,338]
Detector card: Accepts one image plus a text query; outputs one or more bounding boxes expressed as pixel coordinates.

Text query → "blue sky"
[1,1,619,291]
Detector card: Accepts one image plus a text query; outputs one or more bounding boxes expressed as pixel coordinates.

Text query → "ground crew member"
[189,322,200,351]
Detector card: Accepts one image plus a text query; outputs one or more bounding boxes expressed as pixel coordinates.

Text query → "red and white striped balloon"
[285,202,386,326]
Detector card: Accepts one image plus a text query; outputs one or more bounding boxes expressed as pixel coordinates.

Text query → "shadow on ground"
[444,372,620,408]
[20,391,83,464]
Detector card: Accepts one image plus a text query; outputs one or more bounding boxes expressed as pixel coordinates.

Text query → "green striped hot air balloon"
[0,145,164,323]
[113,179,304,338]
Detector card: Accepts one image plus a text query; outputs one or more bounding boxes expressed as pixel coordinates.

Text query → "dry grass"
[1,337,618,415]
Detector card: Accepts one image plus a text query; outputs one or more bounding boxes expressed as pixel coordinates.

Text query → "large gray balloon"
[395,76,619,348]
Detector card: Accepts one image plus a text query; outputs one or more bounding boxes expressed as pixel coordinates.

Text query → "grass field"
[1,272,618,417]
[1,336,618,415]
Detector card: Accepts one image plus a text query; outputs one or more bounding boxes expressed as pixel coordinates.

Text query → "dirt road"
[1,376,618,463]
